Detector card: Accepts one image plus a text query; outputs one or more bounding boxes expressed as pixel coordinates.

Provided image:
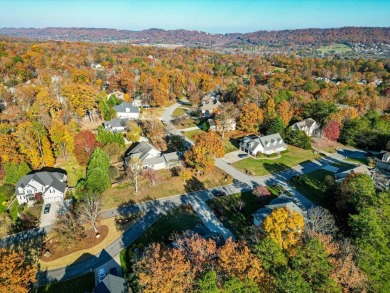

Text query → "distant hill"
[0,27,388,47]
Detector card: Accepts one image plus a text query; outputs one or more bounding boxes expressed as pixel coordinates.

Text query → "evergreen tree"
[85,147,111,193]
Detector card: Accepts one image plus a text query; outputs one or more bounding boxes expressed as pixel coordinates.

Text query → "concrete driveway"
[39,201,63,228]
[221,150,248,164]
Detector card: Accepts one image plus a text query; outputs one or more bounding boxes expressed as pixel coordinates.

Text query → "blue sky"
[0,0,389,33]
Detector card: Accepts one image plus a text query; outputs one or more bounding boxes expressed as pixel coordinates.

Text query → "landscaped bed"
[288,169,334,205]
[36,272,95,293]
[232,145,322,176]
[102,167,232,209]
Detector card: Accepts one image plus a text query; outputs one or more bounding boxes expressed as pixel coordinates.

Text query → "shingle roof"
[335,165,371,180]
[103,118,128,129]
[94,274,127,293]
[113,102,140,114]
[124,142,160,164]
[16,172,67,195]
[241,133,286,153]
[292,118,318,130]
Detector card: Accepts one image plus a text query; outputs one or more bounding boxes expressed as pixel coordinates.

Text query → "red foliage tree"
[323,120,340,141]
[73,131,97,165]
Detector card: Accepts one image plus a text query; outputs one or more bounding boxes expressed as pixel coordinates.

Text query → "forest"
[0,36,389,292]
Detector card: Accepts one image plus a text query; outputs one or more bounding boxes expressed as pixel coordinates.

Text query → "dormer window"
[125,108,130,113]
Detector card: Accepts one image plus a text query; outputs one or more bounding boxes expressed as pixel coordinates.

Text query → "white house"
[113,102,140,119]
[253,194,304,229]
[199,93,221,118]
[124,142,180,170]
[382,152,390,162]
[15,172,68,205]
[240,133,287,156]
[103,118,128,133]
[291,118,320,137]
[208,118,236,132]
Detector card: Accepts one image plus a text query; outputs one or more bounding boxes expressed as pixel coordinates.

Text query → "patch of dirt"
[40,225,108,262]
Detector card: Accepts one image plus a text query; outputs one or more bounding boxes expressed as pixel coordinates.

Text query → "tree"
[277,100,294,126]
[285,128,311,149]
[0,134,24,164]
[185,132,224,172]
[215,102,239,138]
[4,162,31,186]
[262,207,304,254]
[167,135,188,152]
[303,101,337,126]
[196,271,219,293]
[126,157,143,193]
[275,269,311,293]
[222,277,260,293]
[263,117,286,136]
[323,120,340,141]
[253,237,288,273]
[237,103,263,133]
[178,167,193,183]
[42,136,55,166]
[0,248,37,293]
[85,147,111,193]
[52,207,85,248]
[74,130,97,166]
[126,121,142,142]
[134,243,194,293]
[265,98,276,119]
[96,126,125,147]
[78,193,102,233]
[306,207,338,236]
[49,120,75,158]
[61,83,98,118]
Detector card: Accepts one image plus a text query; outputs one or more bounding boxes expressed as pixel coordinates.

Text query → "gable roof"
[113,102,140,114]
[335,164,371,180]
[103,118,128,129]
[241,133,286,153]
[292,118,319,130]
[94,274,127,293]
[253,194,303,226]
[124,142,160,164]
[16,172,67,195]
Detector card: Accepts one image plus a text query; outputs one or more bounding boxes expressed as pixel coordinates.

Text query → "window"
[125,108,130,113]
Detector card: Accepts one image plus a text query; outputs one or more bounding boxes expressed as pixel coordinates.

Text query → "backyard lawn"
[102,167,232,209]
[172,107,188,118]
[36,273,95,293]
[174,118,200,129]
[288,169,334,205]
[120,206,201,277]
[55,158,85,187]
[182,129,204,141]
[232,145,322,176]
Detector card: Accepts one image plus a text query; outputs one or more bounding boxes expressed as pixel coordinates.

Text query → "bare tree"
[127,157,143,193]
[236,199,246,211]
[306,206,338,236]
[53,208,85,247]
[215,102,239,138]
[78,193,102,233]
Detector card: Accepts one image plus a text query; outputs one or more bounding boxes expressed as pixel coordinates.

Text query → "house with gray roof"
[199,93,221,118]
[240,133,287,156]
[334,164,372,183]
[113,102,140,119]
[253,194,304,229]
[103,118,128,132]
[15,172,68,205]
[124,141,180,170]
[94,274,127,293]
[291,118,320,137]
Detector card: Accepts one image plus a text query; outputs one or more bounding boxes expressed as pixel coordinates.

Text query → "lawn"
[206,191,262,237]
[330,161,356,172]
[172,107,188,118]
[102,167,232,209]
[232,145,322,176]
[55,158,85,187]
[317,43,352,54]
[120,206,201,277]
[8,200,19,221]
[174,118,200,130]
[36,272,95,293]
[288,169,334,205]
[345,157,369,165]
[182,129,204,141]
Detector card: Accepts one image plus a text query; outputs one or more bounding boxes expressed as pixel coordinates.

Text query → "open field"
[102,167,232,209]
[317,43,352,54]
[55,158,85,187]
[288,169,334,205]
[36,272,95,293]
[232,145,322,176]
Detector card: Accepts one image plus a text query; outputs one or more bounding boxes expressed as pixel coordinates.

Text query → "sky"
[0,0,389,33]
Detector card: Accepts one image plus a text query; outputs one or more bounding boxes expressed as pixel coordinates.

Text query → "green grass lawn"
[345,157,369,165]
[232,146,321,176]
[172,107,188,118]
[36,273,95,293]
[288,169,334,205]
[55,158,85,187]
[317,43,352,54]
[222,137,238,153]
[120,206,201,277]
[0,194,8,214]
[183,129,204,141]
[174,118,200,129]
[8,200,19,221]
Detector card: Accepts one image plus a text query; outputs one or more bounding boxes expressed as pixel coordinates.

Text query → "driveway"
[39,201,63,228]
[94,254,123,285]
[221,150,248,164]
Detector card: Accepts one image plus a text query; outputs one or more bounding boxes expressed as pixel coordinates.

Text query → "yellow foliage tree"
[277,100,294,126]
[262,207,304,254]
[42,136,55,166]
[237,103,263,132]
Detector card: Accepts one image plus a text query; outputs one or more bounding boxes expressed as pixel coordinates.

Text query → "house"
[132,96,151,108]
[240,133,287,156]
[373,161,390,191]
[103,118,128,133]
[124,142,180,170]
[113,102,140,119]
[382,152,390,162]
[15,172,68,205]
[94,274,127,293]
[199,93,221,118]
[334,165,371,182]
[208,118,236,132]
[291,118,320,137]
[253,194,304,229]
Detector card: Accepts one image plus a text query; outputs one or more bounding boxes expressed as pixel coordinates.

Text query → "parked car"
[213,191,226,197]
[43,204,51,214]
[109,267,118,276]
[238,153,248,158]
[98,268,106,283]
